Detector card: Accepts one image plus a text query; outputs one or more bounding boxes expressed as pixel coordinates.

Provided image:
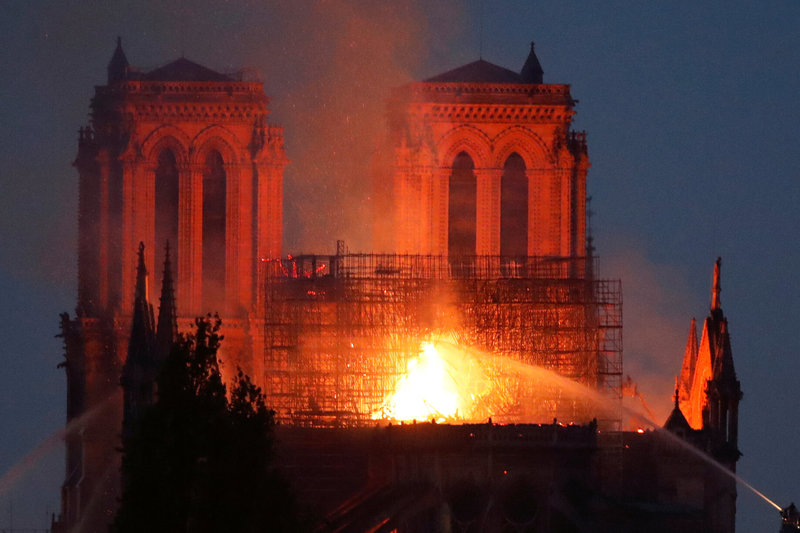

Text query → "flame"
[373,342,481,423]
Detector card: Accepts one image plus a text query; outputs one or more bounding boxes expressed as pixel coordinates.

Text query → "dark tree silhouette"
[114,316,299,533]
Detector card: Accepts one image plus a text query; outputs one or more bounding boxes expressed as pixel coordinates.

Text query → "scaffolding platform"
[260,253,622,429]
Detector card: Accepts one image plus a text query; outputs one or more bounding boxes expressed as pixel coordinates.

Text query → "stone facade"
[377,44,588,260]
[54,39,287,533]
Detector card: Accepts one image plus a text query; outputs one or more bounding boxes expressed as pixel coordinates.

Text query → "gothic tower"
[54,39,287,532]
[669,257,742,533]
[377,43,589,266]
[678,257,743,453]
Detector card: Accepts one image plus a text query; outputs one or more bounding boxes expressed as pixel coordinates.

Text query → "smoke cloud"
[599,243,703,425]
[260,1,465,254]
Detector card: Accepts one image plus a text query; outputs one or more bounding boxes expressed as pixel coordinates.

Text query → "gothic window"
[500,153,528,259]
[155,148,179,279]
[448,151,477,259]
[202,150,226,312]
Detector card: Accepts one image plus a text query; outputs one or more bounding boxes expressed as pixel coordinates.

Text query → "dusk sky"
[1,2,798,530]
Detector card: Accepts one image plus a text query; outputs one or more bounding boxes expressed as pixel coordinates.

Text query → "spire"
[122,243,156,437]
[713,319,738,382]
[134,243,150,307]
[519,41,544,84]
[128,242,155,354]
[673,376,680,409]
[664,375,692,435]
[155,241,178,360]
[678,317,698,399]
[711,257,722,312]
[108,36,129,83]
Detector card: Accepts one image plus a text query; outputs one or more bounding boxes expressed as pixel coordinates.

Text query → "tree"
[114,316,299,533]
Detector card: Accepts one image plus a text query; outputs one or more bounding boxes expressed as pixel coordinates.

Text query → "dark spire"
[711,256,722,312]
[108,36,130,83]
[122,243,156,438]
[155,241,178,360]
[519,41,544,84]
[713,319,738,382]
[663,376,692,435]
[126,242,155,366]
[674,376,680,409]
[678,317,698,397]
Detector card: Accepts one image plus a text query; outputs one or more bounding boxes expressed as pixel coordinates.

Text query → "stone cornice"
[96,80,266,98]
[406,102,574,124]
[395,82,573,106]
[112,101,268,123]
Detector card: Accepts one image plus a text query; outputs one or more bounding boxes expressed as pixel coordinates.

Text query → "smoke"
[261,1,465,254]
[599,243,703,425]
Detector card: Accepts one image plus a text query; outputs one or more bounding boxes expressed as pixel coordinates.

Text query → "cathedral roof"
[425,59,525,84]
[142,57,234,82]
[424,42,545,85]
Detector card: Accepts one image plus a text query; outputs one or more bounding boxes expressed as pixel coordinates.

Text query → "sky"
[0,1,798,530]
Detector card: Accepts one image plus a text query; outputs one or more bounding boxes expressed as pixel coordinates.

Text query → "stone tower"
[377,43,589,264]
[670,257,742,533]
[678,257,743,451]
[54,39,287,532]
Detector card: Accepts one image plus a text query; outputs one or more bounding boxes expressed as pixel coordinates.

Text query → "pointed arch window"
[202,150,226,312]
[500,153,528,262]
[448,151,477,259]
[155,148,179,280]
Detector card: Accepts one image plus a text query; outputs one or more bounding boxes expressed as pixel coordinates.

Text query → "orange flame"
[372,342,489,423]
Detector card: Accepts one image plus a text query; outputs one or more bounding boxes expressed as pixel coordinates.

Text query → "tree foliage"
[114,316,299,533]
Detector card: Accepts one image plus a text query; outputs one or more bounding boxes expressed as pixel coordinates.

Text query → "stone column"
[119,158,138,314]
[527,168,552,256]
[420,167,434,255]
[96,150,111,311]
[180,163,203,316]
[224,161,240,317]
[475,168,493,256]
[432,167,450,256]
[559,166,572,257]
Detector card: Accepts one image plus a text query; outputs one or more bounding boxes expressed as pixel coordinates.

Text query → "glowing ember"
[373,343,469,422]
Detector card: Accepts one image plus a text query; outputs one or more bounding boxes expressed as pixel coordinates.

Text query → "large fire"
[372,341,491,423]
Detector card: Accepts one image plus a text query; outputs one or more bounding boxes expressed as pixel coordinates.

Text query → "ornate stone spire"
[713,319,737,383]
[711,256,722,312]
[108,36,129,83]
[674,377,680,408]
[122,243,156,438]
[155,241,178,361]
[678,317,698,400]
[131,242,155,341]
[520,41,544,83]
[664,375,692,435]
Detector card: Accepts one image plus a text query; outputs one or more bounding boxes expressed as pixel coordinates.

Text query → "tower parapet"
[377,44,589,261]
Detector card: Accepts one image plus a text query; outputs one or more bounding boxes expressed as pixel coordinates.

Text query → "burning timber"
[260,252,622,429]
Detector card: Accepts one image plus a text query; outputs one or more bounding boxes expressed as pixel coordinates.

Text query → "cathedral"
[54,40,742,532]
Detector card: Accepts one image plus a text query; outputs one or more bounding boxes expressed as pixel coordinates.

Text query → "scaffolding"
[261,253,622,429]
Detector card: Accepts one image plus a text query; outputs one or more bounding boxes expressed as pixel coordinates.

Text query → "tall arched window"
[500,153,528,259]
[155,148,179,280]
[448,152,477,259]
[202,150,226,312]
